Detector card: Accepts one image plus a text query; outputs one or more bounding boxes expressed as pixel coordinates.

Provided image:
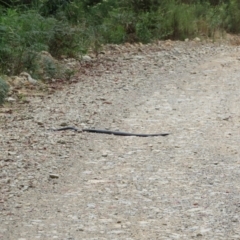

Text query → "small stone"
[22,186,29,191]
[49,174,59,179]
[102,152,108,157]
[76,227,84,231]
[6,97,16,102]
[82,55,92,61]
[20,72,38,85]
[8,151,17,155]
[232,216,239,222]
[194,37,201,41]
[87,203,96,209]
[37,122,44,126]
[222,116,231,121]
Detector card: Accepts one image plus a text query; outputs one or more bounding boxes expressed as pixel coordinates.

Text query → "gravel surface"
[1,40,240,240]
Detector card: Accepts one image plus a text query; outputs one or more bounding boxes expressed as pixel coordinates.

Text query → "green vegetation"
[0,77,9,105]
[0,0,240,104]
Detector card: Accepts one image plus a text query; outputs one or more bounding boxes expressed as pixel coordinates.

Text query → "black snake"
[51,127,169,137]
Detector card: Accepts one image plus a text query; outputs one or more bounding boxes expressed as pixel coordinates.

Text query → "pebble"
[49,174,59,179]
[81,55,92,61]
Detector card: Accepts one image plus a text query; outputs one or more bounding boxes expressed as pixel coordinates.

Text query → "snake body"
[51,127,169,137]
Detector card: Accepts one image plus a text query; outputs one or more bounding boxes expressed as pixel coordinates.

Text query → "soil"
[1,40,240,240]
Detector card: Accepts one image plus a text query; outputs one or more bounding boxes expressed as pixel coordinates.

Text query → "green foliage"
[62,0,86,23]
[1,0,240,79]
[120,0,161,13]
[135,12,160,43]
[0,0,32,8]
[40,0,71,17]
[48,21,90,58]
[156,1,197,40]
[0,77,9,105]
[101,9,134,43]
[223,0,240,33]
[100,0,196,43]
[0,7,89,76]
[206,4,226,36]
[0,9,56,75]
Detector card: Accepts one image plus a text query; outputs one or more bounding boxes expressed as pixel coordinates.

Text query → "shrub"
[136,11,163,43]
[0,77,9,105]
[0,8,89,76]
[223,0,240,33]
[154,1,197,40]
[1,0,240,81]
[48,20,90,58]
[0,9,56,75]
[40,0,72,17]
[101,9,134,43]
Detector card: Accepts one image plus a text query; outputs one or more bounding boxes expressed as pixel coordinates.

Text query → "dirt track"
[1,41,240,239]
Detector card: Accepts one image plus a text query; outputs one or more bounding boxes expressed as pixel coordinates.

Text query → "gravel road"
[1,40,240,240]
